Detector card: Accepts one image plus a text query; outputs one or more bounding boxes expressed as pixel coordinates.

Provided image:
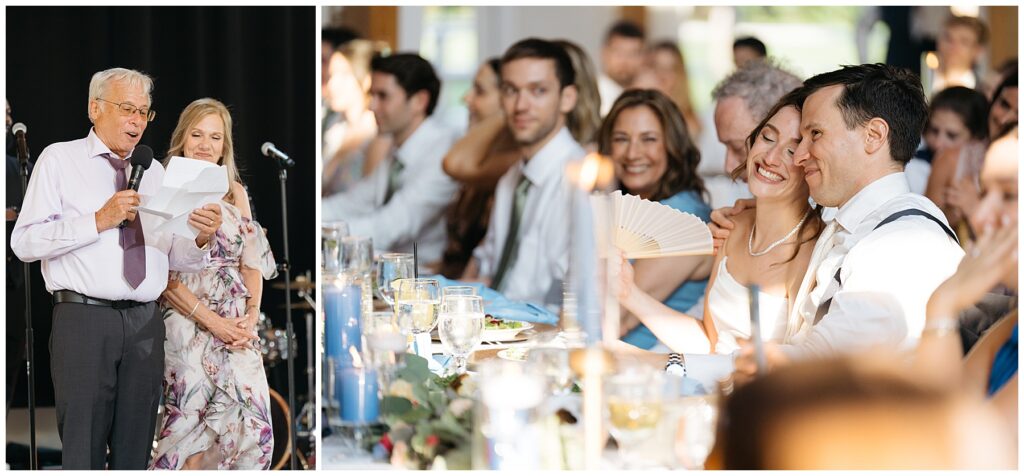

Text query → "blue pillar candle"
[338,365,380,423]
[324,279,362,366]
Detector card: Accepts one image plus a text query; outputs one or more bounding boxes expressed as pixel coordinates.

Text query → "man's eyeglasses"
[95,97,156,122]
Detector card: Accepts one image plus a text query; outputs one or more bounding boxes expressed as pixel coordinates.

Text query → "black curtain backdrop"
[6,6,316,410]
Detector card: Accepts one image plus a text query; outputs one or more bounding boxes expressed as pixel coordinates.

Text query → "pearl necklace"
[747,209,812,257]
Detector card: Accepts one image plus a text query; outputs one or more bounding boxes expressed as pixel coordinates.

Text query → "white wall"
[396,6,620,75]
[474,6,619,66]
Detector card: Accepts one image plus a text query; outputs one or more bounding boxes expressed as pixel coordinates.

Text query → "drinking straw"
[413,242,419,278]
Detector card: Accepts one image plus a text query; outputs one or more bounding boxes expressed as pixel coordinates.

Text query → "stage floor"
[6,406,60,450]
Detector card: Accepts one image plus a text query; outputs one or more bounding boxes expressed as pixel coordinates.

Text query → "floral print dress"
[151,200,278,470]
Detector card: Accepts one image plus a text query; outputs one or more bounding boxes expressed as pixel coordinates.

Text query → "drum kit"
[263,273,318,470]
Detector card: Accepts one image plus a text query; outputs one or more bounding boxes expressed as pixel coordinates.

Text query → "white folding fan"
[590,190,713,259]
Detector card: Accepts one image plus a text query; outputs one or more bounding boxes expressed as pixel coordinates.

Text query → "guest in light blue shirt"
[598,89,713,349]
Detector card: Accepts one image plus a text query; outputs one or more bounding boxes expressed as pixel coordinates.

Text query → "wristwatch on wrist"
[665,352,686,377]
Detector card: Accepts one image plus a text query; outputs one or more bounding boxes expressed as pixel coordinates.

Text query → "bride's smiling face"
[745,105,809,203]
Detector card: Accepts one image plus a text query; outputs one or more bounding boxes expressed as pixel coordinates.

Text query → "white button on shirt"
[322,117,459,264]
[782,172,964,359]
[473,127,585,307]
[11,129,210,302]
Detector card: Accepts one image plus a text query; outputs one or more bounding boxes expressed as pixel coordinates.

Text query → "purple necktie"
[104,155,147,289]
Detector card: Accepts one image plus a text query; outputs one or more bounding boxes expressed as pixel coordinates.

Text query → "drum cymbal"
[278,301,314,310]
[271,278,316,291]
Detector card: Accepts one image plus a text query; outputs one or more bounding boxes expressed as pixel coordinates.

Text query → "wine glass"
[322,221,350,275]
[375,253,414,308]
[395,278,441,356]
[606,370,664,469]
[438,295,484,374]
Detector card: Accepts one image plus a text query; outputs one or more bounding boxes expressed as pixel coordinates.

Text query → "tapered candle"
[748,284,766,376]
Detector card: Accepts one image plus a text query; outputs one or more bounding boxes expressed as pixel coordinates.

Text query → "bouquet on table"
[372,354,477,470]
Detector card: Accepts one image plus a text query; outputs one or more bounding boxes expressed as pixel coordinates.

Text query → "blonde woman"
[322,40,386,195]
[151,98,278,470]
[554,39,602,147]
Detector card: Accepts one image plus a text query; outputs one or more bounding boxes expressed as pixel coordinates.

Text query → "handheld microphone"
[261,142,295,168]
[12,122,29,165]
[121,145,155,228]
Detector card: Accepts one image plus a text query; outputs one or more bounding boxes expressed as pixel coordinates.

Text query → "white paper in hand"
[137,156,229,239]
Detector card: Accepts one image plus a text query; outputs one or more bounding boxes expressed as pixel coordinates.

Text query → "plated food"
[481,317,533,342]
[496,347,529,361]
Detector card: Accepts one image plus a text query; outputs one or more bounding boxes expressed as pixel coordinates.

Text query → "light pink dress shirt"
[12,129,209,301]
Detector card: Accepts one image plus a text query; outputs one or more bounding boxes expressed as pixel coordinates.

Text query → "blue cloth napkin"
[428,275,559,325]
[987,324,1017,397]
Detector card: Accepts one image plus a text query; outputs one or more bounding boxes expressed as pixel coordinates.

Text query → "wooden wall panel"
[988,6,1018,70]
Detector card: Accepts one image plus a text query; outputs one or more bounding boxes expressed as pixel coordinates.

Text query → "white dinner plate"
[496,347,529,361]
[481,322,533,342]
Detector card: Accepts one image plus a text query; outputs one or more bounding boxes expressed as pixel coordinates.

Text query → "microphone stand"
[18,151,38,470]
[298,276,316,459]
[272,154,299,470]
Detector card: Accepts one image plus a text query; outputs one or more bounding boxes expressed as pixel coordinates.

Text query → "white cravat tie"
[785,219,841,341]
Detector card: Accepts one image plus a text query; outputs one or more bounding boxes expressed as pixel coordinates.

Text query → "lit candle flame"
[567,153,615,192]
[349,346,363,368]
[925,52,939,70]
[580,153,602,191]
[950,5,979,17]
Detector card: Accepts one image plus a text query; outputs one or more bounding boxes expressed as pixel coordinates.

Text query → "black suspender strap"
[873,208,960,246]
[813,208,959,324]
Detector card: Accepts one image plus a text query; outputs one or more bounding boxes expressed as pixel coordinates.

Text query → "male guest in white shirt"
[597,21,645,117]
[11,68,219,469]
[728,64,964,376]
[322,53,459,264]
[463,38,586,308]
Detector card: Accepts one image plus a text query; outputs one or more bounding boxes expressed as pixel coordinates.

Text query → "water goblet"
[322,221,349,275]
[438,295,485,374]
[525,347,573,395]
[394,278,441,357]
[339,235,373,275]
[442,285,477,298]
[673,394,719,470]
[375,253,415,309]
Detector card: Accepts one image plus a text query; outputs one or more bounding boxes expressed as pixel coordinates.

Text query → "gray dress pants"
[49,300,164,470]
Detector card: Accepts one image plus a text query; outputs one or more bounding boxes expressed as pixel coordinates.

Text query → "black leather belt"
[53,290,149,310]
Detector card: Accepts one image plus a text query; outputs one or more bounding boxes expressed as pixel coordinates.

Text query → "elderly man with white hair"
[11,68,221,469]
[700,59,804,209]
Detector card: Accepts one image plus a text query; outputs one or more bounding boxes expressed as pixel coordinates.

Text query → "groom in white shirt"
[729,64,964,376]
